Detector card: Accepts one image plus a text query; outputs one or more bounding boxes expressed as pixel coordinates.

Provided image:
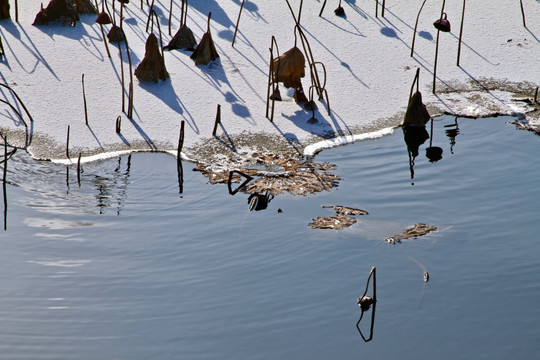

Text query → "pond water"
[0,115,539,359]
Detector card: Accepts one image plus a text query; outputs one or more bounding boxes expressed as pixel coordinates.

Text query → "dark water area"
[0,115,539,359]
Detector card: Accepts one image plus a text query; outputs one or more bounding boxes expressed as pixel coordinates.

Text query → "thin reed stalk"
[457,0,466,66]
[520,0,526,27]
[232,0,246,47]
[212,104,221,136]
[66,125,70,159]
[82,74,88,126]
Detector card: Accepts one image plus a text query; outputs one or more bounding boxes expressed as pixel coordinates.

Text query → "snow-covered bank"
[0,0,538,165]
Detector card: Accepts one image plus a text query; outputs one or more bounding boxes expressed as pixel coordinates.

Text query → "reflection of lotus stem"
[520,0,526,27]
[177,120,185,193]
[534,87,538,103]
[232,0,246,47]
[212,104,221,136]
[82,74,88,126]
[77,153,82,186]
[66,125,70,159]
[457,0,466,66]
[178,120,185,157]
[410,0,427,57]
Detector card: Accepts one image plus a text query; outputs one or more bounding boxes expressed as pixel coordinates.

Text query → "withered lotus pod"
[269,87,282,101]
[334,6,345,17]
[75,0,97,14]
[0,0,10,19]
[190,31,219,65]
[271,46,306,89]
[426,146,443,162]
[95,11,112,25]
[358,296,375,312]
[403,91,431,127]
[294,86,308,103]
[33,0,79,26]
[107,24,125,43]
[433,12,451,32]
[135,33,169,83]
[164,25,197,51]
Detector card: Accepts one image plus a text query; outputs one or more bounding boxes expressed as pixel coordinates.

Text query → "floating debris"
[194,152,340,197]
[385,223,437,244]
[309,214,357,230]
[107,24,126,43]
[322,205,368,216]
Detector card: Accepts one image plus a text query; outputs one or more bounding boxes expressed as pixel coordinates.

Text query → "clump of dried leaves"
[193,152,341,196]
[309,214,357,230]
[385,224,437,244]
[309,205,368,230]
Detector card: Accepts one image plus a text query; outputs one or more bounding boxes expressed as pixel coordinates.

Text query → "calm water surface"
[0,115,539,359]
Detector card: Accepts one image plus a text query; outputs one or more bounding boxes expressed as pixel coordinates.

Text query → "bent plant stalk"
[232,0,246,47]
[266,36,280,122]
[411,0,427,57]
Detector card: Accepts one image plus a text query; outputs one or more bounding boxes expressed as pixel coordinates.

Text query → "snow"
[0,0,538,164]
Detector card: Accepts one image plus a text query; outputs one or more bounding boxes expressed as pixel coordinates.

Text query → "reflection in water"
[444,116,460,153]
[403,118,445,182]
[425,118,443,163]
[357,266,377,342]
[403,124,428,181]
[247,191,274,211]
